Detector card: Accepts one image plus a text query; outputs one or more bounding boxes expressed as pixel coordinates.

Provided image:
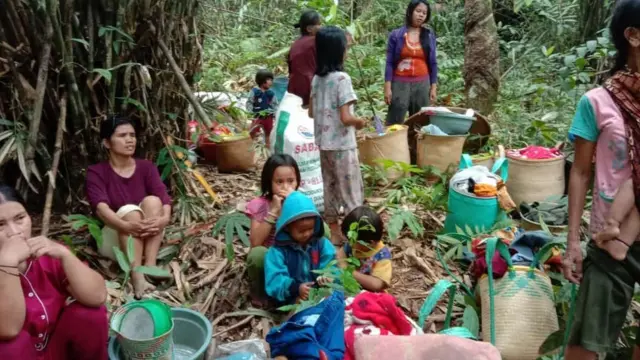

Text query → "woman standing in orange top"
[384,0,438,125]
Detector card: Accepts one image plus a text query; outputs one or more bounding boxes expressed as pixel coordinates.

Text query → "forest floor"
[38,161,458,346]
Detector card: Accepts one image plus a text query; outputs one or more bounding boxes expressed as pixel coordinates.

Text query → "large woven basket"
[416,133,467,173]
[506,153,565,206]
[358,125,410,181]
[215,136,256,173]
[477,238,559,360]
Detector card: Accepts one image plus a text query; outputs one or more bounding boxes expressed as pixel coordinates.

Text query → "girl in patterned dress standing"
[308,26,366,245]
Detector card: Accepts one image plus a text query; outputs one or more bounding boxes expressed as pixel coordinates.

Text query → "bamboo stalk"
[41,94,67,236]
[24,2,54,187]
[148,22,212,127]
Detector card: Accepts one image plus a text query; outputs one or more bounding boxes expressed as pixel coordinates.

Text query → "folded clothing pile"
[343,292,420,360]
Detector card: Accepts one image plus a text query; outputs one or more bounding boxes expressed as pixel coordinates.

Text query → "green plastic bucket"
[110,299,174,360]
[109,307,213,360]
[444,154,509,233]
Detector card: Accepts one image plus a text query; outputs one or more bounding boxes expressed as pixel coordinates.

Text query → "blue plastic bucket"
[443,154,509,233]
[272,77,288,103]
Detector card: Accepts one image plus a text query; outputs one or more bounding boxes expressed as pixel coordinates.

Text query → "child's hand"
[269,195,284,216]
[355,118,366,130]
[316,276,333,286]
[299,282,314,300]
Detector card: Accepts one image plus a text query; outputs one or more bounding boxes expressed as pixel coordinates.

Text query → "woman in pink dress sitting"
[86,116,172,298]
[0,184,108,359]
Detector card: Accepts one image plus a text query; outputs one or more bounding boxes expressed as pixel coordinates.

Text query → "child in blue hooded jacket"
[265,191,336,304]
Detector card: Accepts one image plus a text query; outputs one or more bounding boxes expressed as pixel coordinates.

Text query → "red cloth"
[287,36,317,106]
[0,256,108,359]
[350,292,413,335]
[508,146,562,160]
[344,292,414,360]
[471,253,509,279]
[85,159,172,212]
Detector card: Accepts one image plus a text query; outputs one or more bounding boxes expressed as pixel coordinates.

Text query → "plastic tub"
[109,307,213,360]
[429,112,476,135]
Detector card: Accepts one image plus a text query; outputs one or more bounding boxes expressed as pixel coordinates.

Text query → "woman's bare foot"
[595,219,621,246]
[600,238,631,261]
[132,273,156,299]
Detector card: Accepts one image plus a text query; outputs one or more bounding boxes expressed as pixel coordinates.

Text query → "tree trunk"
[578,0,610,43]
[464,0,500,115]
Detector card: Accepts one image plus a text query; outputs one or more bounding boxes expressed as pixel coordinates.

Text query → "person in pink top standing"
[0,184,108,359]
[85,116,172,298]
[563,1,640,358]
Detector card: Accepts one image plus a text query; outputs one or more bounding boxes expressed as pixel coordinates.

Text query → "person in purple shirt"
[85,116,172,298]
[384,0,438,125]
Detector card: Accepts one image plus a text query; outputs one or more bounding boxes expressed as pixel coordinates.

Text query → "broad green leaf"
[134,266,171,278]
[93,68,112,83]
[88,224,103,249]
[538,329,565,355]
[462,306,479,338]
[586,40,597,52]
[71,38,90,49]
[157,245,179,260]
[70,220,87,230]
[235,222,250,246]
[113,246,131,273]
[98,26,135,43]
[119,97,148,113]
[126,236,136,264]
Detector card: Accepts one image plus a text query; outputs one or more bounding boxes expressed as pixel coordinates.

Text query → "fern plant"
[211,211,251,260]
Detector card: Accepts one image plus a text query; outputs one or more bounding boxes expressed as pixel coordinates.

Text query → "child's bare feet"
[595,219,621,246]
[600,238,631,261]
[132,273,156,299]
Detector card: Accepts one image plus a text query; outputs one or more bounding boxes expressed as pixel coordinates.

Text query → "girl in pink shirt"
[245,154,300,307]
[0,185,108,359]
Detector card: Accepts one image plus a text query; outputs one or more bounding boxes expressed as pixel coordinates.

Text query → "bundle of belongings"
[343,292,422,360]
[449,165,516,212]
[470,230,563,280]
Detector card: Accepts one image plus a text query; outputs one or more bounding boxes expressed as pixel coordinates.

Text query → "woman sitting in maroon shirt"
[287,10,322,107]
[85,116,172,298]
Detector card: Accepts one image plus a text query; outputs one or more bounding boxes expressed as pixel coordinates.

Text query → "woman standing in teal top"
[563,1,640,358]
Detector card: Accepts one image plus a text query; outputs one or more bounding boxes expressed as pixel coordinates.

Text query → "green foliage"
[387,208,425,241]
[67,214,104,248]
[173,195,210,227]
[112,236,171,287]
[211,211,251,261]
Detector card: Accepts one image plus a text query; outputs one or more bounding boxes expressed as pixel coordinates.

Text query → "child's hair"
[294,10,321,36]
[341,206,383,243]
[405,0,432,27]
[255,69,274,87]
[610,0,640,74]
[100,115,138,140]
[315,26,347,77]
[260,154,301,198]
